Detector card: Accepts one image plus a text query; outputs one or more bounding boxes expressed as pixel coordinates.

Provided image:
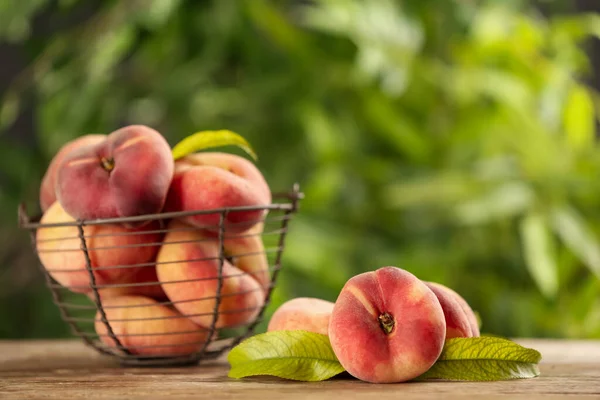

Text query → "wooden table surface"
[0,339,599,399]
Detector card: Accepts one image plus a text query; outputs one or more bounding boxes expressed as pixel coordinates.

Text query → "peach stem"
[378,312,395,334]
[100,157,115,172]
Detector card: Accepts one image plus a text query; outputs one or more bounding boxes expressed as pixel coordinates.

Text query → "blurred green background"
[1,0,600,340]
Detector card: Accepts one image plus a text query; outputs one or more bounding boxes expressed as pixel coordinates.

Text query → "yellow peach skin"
[156,220,267,329]
[95,295,210,356]
[267,297,334,335]
[36,202,163,294]
[221,222,270,290]
[89,265,167,301]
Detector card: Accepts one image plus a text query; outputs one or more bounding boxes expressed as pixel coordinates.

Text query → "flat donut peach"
[164,152,271,233]
[95,295,210,356]
[36,202,163,294]
[156,220,267,329]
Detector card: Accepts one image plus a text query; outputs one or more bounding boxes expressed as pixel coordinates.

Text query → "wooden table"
[1,339,599,399]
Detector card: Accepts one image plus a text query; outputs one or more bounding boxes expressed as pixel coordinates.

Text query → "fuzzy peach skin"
[36,202,163,294]
[56,125,174,222]
[222,222,270,290]
[90,265,167,301]
[39,134,106,212]
[95,295,210,356]
[267,297,334,335]
[328,266,446,383]
[424,281,480,339]
[164,152,271,233]
[156,220,266,329]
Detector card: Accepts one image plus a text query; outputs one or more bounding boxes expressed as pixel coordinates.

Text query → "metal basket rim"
[18,184,304,229]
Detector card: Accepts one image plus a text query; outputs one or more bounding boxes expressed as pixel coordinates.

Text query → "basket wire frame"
[18,184,303,366]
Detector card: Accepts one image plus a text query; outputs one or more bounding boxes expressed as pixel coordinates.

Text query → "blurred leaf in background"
[1,0,600,340]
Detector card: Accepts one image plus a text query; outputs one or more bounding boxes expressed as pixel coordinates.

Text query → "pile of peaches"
[268,266,481,383]
[35,125,273,356]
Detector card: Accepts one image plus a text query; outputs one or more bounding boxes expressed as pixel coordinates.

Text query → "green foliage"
[1,0,600,339]
[418,337,541,381]
[228,331,344,381]
[520,211,559,299]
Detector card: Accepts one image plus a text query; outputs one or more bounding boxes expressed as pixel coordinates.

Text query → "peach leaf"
[172,130,258,161]
[417,337,542,381]
[227,331,345,382]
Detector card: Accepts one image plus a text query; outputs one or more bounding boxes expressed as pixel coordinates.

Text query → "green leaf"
[563,84,595,151]
[552,206,600,279]
[385,173,476,208]
[172,130,258,161]
[137,0,181,29]
[519,211,559,298]
[86,25,136,81]
[227,331,345,381]
[418,337,542,381]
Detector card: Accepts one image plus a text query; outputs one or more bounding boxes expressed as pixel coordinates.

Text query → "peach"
[221,222,270,290]
[95,295,210,356]
[156,220,266,329]
[424,281,480,339]
[56,125,174,222]
[267,297,334,335]
[36,202,163,294]
[328,266,446,383]
[39,134,106,212]
[164,152,271,233]
[91,265,167,301]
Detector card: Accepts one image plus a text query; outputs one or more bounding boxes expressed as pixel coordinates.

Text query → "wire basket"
[18,184,303,367]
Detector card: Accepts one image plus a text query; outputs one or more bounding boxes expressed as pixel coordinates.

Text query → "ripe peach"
[95,295,210,356]
[91,265,167,301]
[267,297,334,335]
[39,134,106,212]
[36,202,163,293]
[156,220,266,329]
[56,125,174,222]
[424,281,480,339]
[164,152,271,233]
[221,222,270,290]
[328,266,446,383]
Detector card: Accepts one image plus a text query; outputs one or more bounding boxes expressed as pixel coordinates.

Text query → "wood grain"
[0,339,599,399]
